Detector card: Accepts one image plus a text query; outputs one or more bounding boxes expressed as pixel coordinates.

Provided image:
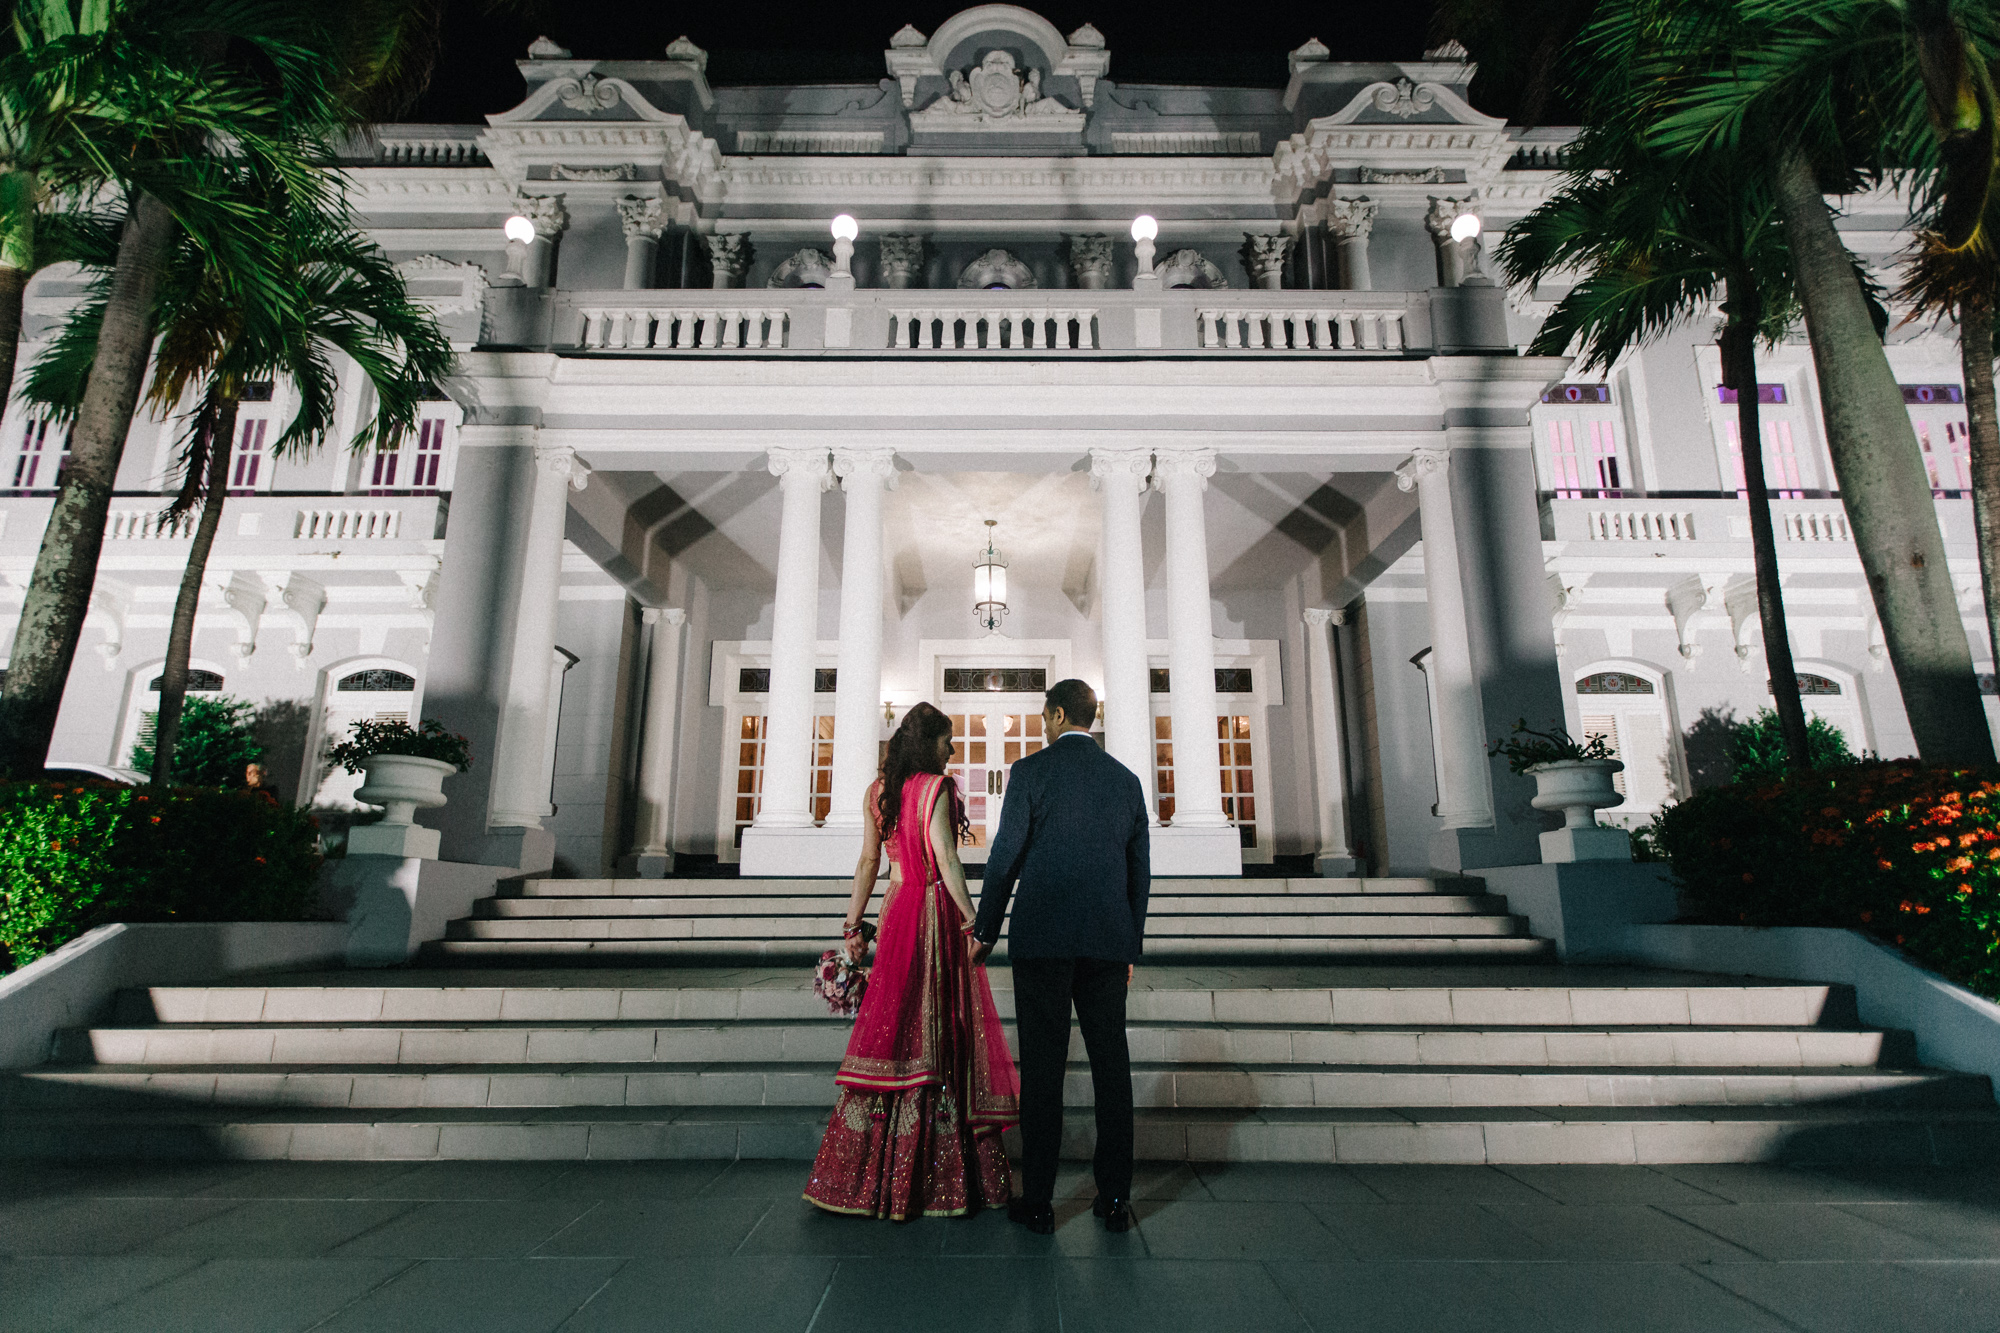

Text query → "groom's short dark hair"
[1045,678,1097,729]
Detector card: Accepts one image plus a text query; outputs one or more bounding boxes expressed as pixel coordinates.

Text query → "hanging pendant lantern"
[973,519,1008,632]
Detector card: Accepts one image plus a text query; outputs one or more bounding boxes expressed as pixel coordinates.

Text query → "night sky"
[408,0,1443,123]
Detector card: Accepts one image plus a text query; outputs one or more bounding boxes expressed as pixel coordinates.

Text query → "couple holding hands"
[802,679,1150,1234]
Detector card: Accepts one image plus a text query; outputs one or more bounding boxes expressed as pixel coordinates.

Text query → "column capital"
[515,192,570,241]
[616,194,669,240]
[535,443,591,491]
[1088,447,1152,492]
[1395,447,1450,492]
[1423,194,1479,240]
[768,447,832,490]
[708,233,753,281]
[1151,447,1217,489]
[1303,607,1347,630]
[642,607,688,627]
[1327,197,1376,240]
[1243,233,1293,283]
[831,447,899,488]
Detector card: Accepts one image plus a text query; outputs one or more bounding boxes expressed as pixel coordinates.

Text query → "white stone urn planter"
[1526,758,1631,862]
[348,754,456,859]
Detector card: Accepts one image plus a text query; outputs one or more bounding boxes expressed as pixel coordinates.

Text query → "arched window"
[1576,671,1654,696]
[338,669,416,693]
[1573,664,1678,814]
[148,669,225,692]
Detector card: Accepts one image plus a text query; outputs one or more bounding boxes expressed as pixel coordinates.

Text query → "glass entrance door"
[944,703,1046,862]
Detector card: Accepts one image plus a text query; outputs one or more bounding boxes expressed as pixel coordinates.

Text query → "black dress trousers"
[1010,955,1134,1207]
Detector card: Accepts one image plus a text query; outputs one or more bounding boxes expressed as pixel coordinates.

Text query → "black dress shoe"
[1093,1196,1135,1232]
[1007,1200,1055,1234]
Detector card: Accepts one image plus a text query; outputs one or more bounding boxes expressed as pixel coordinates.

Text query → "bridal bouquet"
[813,949,869,1017]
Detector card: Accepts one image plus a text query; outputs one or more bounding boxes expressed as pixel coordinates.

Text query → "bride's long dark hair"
[877,701,971,843]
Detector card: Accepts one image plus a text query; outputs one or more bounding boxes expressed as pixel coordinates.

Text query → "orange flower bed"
[1656,762,2000,1001]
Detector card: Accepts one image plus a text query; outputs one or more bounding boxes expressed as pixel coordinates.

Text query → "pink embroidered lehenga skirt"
[803,773,1018,1219]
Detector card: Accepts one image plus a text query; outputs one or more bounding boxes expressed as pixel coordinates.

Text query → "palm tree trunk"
[1771,144,1994,765]
[1961,301,2000,694]
[0,192,175,778]
[150,398,238,786]
[1720,299,1814,769]
[0,265,28,425]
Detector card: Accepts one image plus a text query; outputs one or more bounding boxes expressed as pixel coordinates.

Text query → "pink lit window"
[230,417,268,493]
[1726,420,1803,498]
[1548,419,1621,496]
[10,419,67,491]
[1547,421,1583,497]
[410,417,445,491]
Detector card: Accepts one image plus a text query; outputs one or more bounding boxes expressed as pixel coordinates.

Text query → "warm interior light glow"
[1130,214,1158,242]
[830,213,859,242]
[974,563,994,605]
[503,215,536,245]
[1448,212,1482,243]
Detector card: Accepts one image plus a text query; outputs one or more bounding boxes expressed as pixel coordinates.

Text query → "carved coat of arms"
[917,51,1077,126]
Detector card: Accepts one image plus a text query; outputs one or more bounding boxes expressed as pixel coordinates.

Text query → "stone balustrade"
[105,509,196,540]
[558,288,1435,355]
[1579,508,1699,543]
[1547,497,1975,551]
[295,507,405,541]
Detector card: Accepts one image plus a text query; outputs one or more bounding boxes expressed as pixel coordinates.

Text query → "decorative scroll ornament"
[1372,78,1437,118]
[924,51,1074,121]
[767,247,833,288]
[957,248,1037,290]
[552,162,637,181]
[1154,249,1228,290]
[557,74,622,112]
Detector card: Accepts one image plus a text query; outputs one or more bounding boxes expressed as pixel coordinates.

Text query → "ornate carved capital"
[1423,195,1479,242]
[1151,448,1217,489]
[535,443,590,490]
[616,195,669,240]
[707,233,752,278]
[1395,447,1449,492]
[1243,233,1292,282]
[1065,233,1115,288]
[768,447,832,489]
[515,192,569,241]
[1327,197,1377,241]
[832,447,899,488]
[1303,607,1347,630]
[643,606,688,628]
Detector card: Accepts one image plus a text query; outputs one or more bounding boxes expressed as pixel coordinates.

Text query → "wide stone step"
[421,936,1559,962]
[10,1061,1982,1112]
[501,876,1465,899]
[474,893,1512,919]
[6,1102,1995,1166]
[443,913,1534,941]
[130,981,1849,1028]
[61,1021,1901,1070]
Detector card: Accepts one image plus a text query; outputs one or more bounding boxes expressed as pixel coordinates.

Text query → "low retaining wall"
[1612,924,2000,1095]
[0,922,349,1069]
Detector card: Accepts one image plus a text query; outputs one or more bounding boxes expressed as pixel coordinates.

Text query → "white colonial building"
[2,5,1991,880]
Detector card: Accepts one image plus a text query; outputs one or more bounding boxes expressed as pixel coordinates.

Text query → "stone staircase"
[5,965,1996,1165]
[425,875,1554,963]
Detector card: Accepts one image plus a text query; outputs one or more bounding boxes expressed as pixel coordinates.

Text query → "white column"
[1396,447,1493,831]
[1091,447,1157,817]
[489,441,584,828]
[824,447,896,830]
[1328,198,1376,292]
[750,447,831,832]
[629,607,686,875]
[512,194,569,289]
[617,196,668,291]
[1303,607,1357,875]
[1153,448,1229,832]
[1424,196,1479,289]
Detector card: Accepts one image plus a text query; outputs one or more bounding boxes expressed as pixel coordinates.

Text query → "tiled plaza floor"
[3,1157,1998,1331]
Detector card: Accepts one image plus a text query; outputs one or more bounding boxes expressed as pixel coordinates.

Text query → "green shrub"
[1723,707,1856,784]
[1656,762,2000,1000]
[0,780,323,970]
[128,694,264,787]
[326,717,473,775]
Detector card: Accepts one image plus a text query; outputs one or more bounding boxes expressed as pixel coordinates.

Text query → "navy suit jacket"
[973,731,1151,963]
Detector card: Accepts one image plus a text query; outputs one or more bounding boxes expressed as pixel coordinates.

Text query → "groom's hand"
[969,937,993,966]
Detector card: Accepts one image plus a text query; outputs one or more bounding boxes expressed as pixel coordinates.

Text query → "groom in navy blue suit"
[971,678,1150,1234]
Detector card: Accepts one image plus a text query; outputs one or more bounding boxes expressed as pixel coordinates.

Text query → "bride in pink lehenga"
[803,701,1019,1220]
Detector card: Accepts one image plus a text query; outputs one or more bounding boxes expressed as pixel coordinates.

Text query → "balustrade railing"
[106,508,194,540]
[1582,508,1698,542]
[1781,509,1851,542]
[578,306,790,350]
[296,508,404,540]
[1197,306,1405,351]
[887,307,1098,351]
